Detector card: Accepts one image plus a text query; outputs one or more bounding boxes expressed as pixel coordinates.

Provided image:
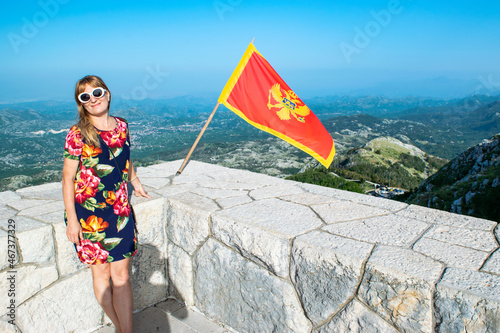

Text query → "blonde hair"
[74,75,111,147]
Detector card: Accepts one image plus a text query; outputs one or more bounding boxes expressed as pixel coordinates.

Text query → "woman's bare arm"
[62,158,83,245]
[128,159,151,198]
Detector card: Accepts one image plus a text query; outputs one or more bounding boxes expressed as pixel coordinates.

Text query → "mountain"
[347,77,487,99]
[406,134,500,222]
[321,96,500,160]
[0,94,498,193]
[286,136,448,194]
[331,137,448,190]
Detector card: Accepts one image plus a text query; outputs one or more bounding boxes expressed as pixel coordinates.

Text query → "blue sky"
[1,0,500,102]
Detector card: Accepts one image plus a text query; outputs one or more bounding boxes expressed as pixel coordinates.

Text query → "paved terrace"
[1,160,499,332]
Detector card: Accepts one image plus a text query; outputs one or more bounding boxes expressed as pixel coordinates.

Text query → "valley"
[1,95,499,203]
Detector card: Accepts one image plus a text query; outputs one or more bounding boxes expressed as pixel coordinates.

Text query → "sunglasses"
[78,87,107,104]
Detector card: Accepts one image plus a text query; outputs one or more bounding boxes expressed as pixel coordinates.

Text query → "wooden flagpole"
[176,102,221,175]
[176,38,255,175]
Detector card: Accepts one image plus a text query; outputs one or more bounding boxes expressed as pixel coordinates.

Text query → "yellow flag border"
[217,43,335,168]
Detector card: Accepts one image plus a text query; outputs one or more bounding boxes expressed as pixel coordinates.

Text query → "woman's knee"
[110,259,131,285]
[91,263,112,282]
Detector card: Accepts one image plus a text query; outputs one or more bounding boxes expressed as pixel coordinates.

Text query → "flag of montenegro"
[218,43,335,168]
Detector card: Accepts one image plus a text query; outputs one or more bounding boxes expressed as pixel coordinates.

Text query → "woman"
[62,75,151,333]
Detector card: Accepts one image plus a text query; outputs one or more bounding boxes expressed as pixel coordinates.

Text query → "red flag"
[218,43,335,168]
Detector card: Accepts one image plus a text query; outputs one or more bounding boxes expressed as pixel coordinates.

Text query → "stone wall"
[1,160,499,332]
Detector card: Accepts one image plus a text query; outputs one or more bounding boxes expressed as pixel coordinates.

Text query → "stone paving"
[94,299,231,333]
[1,160,499,332]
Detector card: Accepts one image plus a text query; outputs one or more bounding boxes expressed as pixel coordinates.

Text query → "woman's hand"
[66,217,83,246]
[131,178,152,198]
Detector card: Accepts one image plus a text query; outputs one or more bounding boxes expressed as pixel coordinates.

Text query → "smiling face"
[81,84,110,117]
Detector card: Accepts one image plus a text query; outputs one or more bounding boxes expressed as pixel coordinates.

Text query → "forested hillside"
[287,137,448,192]
[406,134,500,222]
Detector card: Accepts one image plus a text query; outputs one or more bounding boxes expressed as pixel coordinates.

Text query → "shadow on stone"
[167,283,188,320]
[131,243,168,310]
[133,306,172,333]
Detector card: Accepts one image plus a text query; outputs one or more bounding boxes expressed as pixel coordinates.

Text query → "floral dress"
[63,117,137,265]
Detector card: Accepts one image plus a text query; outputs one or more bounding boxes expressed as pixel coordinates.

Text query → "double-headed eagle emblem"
[267,83,310,123]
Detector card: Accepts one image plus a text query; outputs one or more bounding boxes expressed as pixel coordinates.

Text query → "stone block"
[130,187,162,205]
[136,163,178,178]
[5,198,53,211]
[173,173,216,186]
[154,183,198,197]
[424,225,497,252]
[178,160,282,186]
[135,165,157,177]
[189,187,248,200]
[211,198,323,277]
[17,201,65,217]
[249,183,304,200]
[435,267,500,332]
[358,245,443,333]
[9,216,55,265]
[215,195,253,209]
[133,198,167,250]
[296,182,408,211]
[0,191,21,205]
[137,160,179,176]
[397,204,496,231]
[194,239,312,333]
[314,299,398,333]
[0,264,58,317]
[53,221,86,276]
[33,210,63,224]
[137,176,172,189]
[131,244,168,310]
[413,237,490,270]
[482,249,500,275]
[0,206,17,220]
[167,242,195,306]
[167,192,219,254]
[0,318,20,333]
[312,199,390,224]
[291,231,373,325]
[211,213,289,277]
[15,182,62,200]
[16,269,103,333]
[280,192,335,206]
[201,179,266,191]
[323,215,429,247]
[0,229,13,271]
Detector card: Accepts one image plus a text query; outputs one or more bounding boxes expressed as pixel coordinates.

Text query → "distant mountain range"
[320,97,500,159]
[406,134,500,222]
[1,93,499,195]
[347,76,491,99]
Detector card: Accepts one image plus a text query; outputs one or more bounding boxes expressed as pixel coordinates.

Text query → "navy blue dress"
[63,117,137,265]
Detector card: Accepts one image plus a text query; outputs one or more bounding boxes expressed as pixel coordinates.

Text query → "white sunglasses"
[78,87,107,104]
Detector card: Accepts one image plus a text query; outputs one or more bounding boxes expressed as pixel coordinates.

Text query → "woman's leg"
[90,263,122,332]
[110,258,133,333]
